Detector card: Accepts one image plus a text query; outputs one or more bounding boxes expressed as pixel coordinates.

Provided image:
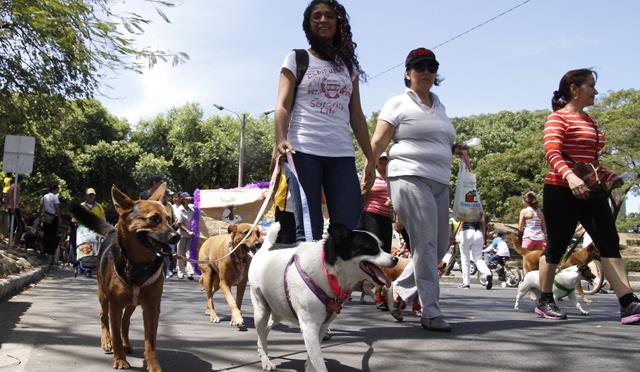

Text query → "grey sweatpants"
[388,176,450,318]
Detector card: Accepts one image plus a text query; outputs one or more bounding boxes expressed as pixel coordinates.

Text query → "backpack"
[292,49,309,106]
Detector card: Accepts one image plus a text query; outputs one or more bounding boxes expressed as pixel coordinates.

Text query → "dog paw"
[209,315,220,323]
[230,316,245,327]
[101,338,113,354]
[261,360,276,371]
[112,358,131,369]
[147,361,162,372]
[580,311,590,316]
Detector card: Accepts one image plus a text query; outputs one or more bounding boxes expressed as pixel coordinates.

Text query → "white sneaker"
[177,273,184,279]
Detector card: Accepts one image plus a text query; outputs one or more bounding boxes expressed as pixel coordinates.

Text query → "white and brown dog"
[514,265,595,316]
[249,222,398,372]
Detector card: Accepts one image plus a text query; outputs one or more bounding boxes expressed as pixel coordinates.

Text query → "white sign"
[3,135,36,174]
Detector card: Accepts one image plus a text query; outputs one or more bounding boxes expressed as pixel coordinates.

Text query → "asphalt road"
[0,266,638,372]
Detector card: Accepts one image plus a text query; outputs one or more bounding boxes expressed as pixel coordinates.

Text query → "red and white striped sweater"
[543,108,616,188]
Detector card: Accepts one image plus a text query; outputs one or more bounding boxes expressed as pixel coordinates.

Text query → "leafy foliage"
[0,0,188,146]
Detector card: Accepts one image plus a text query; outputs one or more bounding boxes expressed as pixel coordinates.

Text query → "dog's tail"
[263,222,281,250]
[510,234,527,257]
[69,202,115,237]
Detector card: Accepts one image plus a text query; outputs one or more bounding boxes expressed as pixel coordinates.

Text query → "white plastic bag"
[453,155,484,222]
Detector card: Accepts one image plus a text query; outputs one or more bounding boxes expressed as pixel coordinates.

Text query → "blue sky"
[98,0,640,211]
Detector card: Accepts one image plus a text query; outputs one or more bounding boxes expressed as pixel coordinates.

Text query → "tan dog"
[198,223,261,328]
[511,234,599,303]
[511,234,599,274]
[71,183,179,371]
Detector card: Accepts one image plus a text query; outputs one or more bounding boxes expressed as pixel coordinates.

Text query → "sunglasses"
[411,61,439,73]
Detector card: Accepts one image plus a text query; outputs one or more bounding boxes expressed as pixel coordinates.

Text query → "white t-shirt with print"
[281,50,356,157]
[378,89,456,185]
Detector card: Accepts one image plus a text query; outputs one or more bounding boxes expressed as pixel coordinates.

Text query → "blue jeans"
[292,152,361,240]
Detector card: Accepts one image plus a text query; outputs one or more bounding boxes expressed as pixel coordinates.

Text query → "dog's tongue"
[364,262,391,288]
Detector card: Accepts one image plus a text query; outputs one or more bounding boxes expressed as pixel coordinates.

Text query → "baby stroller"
[74,225,102,277]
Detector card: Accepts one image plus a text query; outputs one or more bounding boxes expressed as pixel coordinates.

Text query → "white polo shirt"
[378,89,456,185]
[281,50,357,157]
[42,192,60,215]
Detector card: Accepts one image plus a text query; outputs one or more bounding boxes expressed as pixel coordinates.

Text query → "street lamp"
[213,104,275,187]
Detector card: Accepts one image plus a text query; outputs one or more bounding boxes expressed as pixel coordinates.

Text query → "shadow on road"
[154,349,213,371]
[0,301,31,348]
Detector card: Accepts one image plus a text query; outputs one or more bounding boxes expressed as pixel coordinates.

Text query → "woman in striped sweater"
[536,68,639,324]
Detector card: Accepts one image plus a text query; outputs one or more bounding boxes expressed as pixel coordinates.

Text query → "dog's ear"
[328,223,350,245]
[149,182,167,202]
[325,223,351,265]
[228,224,238,234]
[112,185,134,215]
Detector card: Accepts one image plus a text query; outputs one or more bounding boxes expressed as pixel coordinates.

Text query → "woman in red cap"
[369,47,466,332]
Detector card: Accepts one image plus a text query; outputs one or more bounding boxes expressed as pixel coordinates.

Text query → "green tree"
[0,0,188,120]
[591,89,640,194]
[75,140,143,205]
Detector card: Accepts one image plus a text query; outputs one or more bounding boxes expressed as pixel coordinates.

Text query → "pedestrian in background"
[458,214,493,290]
[5,175,24,245]
[518,191,546,251]
[163,189,178,278]
[359,151,393,253]
[41,184,61,258]
[176,192,195,280]
[81,188,105,220]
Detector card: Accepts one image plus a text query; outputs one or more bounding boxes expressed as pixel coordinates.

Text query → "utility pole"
[213,105,274,188]
[237,113,247,188]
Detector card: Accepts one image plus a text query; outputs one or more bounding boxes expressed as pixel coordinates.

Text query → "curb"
[0,264,51,302]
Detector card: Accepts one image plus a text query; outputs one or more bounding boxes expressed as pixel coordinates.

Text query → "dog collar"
[321,247,350,303]
[285,254,345,319]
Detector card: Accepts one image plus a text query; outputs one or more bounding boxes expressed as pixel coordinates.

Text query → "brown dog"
[71,183,179,371]
[198,223,261,328]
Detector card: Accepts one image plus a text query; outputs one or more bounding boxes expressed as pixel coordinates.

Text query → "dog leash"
[285,151,313,242]
[174,152,289,265]
[175,149,321,265]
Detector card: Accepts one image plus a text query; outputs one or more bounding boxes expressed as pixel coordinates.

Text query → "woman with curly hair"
[272,0,374,240]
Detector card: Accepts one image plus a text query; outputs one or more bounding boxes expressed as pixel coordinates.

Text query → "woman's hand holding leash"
[567,173,590,200]
[275,140,294,157]
[361,156,376,196]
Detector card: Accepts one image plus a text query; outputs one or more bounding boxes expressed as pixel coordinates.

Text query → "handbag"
[563,121,610,199]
